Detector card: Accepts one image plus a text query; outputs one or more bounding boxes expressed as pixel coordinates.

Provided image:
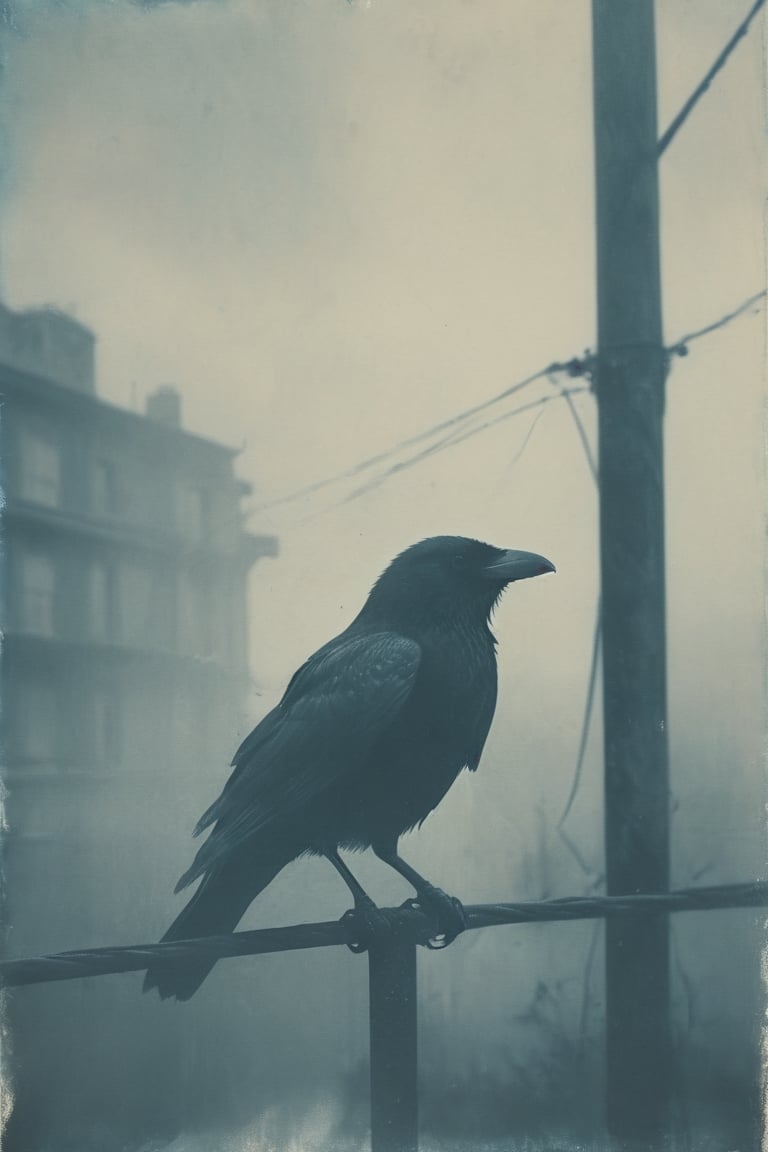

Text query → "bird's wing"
[176,631,421,890]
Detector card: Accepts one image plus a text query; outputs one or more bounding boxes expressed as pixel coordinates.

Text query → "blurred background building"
[0,300,277,1149]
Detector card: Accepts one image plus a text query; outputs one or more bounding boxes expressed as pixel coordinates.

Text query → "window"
[176,483,206,542]
[120,563,153,648]
[89,560,112,642]
[120,562,173,650]
[92,688,120,766]
[19,429,61,507]
[178,572,210,656]
[17,550,56,636]
[207,590,229,663]
[16,681,58,763]
[172,685,208,766]
[92,459,117,519]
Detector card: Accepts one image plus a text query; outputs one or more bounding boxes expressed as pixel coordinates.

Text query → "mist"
[0,1,764,1149]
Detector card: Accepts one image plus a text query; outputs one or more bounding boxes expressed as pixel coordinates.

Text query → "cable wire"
[2,882,764,988]
[340,387,589,506]
[253,364,556,513]
[667,289,765,356]
[249,288,758,525]
[657,0,766,158]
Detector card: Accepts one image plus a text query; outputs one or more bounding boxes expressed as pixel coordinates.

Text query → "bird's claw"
[341,902,393,954]
[342,888,467,952]
[403,887,467,949]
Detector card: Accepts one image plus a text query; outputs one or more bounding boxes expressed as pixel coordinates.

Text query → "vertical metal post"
[592,1,670,1146]
[368,938,418,1152]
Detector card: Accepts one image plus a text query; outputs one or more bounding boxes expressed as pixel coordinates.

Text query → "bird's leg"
[372,841,467,949]
[324,848,392,953]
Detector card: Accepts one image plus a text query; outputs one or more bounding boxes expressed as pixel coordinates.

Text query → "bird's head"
[361,535,555,628]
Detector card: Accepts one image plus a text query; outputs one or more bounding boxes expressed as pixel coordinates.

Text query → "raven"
[144,535,554,999]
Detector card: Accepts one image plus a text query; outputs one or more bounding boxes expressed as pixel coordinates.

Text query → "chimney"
[146,386,182,428]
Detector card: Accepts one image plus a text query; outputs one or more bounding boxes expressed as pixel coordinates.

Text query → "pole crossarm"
[2,881,765,990]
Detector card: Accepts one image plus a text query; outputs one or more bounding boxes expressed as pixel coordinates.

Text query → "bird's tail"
[143,858,285,1001]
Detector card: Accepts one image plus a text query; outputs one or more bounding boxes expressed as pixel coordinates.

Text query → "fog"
[0,1,764,1149]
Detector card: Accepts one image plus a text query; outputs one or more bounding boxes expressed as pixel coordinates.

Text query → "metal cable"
[3,881,764,989]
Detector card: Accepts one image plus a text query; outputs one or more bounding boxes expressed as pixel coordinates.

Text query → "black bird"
[144,535,554,999]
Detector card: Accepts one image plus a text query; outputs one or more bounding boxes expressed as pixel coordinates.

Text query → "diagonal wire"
[546,371,598,482]
[340,386,589,506]
[552,288,764,868]
[488,401,552,502]
[507,403,549,470]
[253,363,558,513]
[552,294,764,873]
[247,291,760,524]
[666,289,765,355]
[540,372,602,877]
[656,0,766,158]
[339,395,552,504]
[542,377,600,822]
[557,825,599,879]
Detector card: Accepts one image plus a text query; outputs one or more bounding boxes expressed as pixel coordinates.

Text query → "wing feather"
[177,631,420,890]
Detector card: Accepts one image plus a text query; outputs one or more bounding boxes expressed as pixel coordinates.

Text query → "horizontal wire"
[2,881,765,988]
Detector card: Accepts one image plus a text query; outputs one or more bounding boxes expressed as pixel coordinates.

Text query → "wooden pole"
[368,938,418,1152]
[591,1,670,1145]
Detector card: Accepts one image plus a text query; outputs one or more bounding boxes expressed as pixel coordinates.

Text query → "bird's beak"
[484,549,556,584]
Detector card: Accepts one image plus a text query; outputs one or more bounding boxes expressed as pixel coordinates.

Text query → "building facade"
[0,302,277,1150]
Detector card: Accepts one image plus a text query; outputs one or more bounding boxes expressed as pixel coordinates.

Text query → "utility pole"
[591,2,670,1146]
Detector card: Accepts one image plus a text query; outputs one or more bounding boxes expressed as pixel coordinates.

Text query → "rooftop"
[0,301,240,459]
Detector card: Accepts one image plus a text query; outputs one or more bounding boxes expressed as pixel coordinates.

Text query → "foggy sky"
[0,0,763,882]
[0,6,764,1147]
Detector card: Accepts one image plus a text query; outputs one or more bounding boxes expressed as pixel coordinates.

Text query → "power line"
[340,386,590,506]
[336,288,761,509]
[549,286,764,868]
[250,0,768,522]
[253,364,555,513]
[246,289,762,863]
[656,0,766,158]
[500,402,551,480]
[252,358,590,515]
[544,299,762,880]
[486,403,554,505]
[546,370,598,482]
[249,290,759,524]
[667,289,765,357]
[544,368,601,874]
